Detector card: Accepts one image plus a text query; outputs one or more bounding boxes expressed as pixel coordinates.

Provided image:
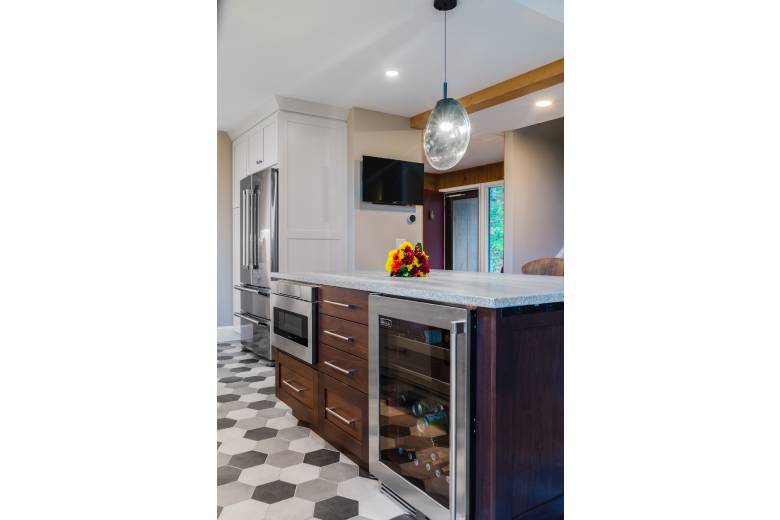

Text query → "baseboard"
[217,326,240,343]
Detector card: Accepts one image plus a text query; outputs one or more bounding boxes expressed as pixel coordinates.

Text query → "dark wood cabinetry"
[318,373,368,464]
[318,343,368,393]
[319,285,369,323]
[274,285,371,468]
[474,306,564,520]
[274,282,564,520]
[319,314,369,358]
[274,349,318,426]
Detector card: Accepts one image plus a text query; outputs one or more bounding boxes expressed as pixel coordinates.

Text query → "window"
[487,184,504,272]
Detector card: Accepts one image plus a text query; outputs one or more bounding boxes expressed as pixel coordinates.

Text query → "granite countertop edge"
[271,271,564,309]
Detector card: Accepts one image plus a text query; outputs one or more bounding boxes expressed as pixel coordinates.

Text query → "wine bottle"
[410,399,445,417]
[415,410,448,432]
[397,447,417,462]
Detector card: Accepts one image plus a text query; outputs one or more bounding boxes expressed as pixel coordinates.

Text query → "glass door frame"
[368,294,471,520]
[439,180,505,273]
[444,189,479,271]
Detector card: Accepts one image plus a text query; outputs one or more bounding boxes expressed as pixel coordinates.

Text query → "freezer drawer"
[234,284,271,321]
[233,311,272,362]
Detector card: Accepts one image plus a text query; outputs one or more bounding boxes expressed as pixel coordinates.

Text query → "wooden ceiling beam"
[409,58,564,129]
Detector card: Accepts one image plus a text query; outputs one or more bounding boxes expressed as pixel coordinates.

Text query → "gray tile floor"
[218,341,413,520]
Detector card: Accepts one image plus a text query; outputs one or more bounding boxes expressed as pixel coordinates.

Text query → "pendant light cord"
[443,10,448,99]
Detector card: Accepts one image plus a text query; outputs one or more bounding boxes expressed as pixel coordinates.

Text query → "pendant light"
[424,0,470,171]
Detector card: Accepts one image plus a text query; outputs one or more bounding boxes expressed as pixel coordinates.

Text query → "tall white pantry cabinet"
[230,101,349,332]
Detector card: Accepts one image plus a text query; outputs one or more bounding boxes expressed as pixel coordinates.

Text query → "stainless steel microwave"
[270,280,319,364]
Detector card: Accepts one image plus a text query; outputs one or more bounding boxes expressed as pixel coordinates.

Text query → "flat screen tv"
[362,155,424,206]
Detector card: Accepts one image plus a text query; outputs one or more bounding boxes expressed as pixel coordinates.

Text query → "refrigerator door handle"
[270,168,279,272]
[241,189,247,268]
[249,189,254,268]
[450,319,468,520]
[252,187,259,268]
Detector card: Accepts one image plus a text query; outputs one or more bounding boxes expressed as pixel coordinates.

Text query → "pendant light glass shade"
[424,97,471,170]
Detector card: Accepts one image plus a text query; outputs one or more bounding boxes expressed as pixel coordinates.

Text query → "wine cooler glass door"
[368,295,470,520]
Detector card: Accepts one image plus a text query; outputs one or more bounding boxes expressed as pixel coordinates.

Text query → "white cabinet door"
[232,134,248,208]
[279,113,347,272]
[232,207,240,330]
[247,124,263,174]
[261,118,278,167]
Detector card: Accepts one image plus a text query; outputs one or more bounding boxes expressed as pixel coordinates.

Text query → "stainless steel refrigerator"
[233,167,278,364]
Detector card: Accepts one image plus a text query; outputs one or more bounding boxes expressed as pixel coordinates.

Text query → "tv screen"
[362,155,424,205]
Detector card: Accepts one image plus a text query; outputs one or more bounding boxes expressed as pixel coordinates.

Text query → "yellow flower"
[399,241,413,251]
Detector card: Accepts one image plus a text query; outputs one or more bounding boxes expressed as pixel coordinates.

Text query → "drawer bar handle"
[323,299,352,308]
[323,330,353,342]
[282,379,305,393]
[325,407,355,425]
[323,360,354,375]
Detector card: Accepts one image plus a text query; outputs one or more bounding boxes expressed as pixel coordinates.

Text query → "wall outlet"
[395,239,406,248]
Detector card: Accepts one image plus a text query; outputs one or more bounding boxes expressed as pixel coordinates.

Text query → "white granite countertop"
[271,270,563,308]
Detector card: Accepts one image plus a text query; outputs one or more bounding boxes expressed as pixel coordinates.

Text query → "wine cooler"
[368,295,471,520]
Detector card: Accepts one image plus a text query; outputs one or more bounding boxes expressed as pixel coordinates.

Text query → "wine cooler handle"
[450,319,468,520]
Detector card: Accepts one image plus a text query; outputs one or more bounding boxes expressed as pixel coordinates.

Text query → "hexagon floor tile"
[314,496,360,520]
[217,341,408,519]
[265,449,304,468]
[218,499,268,520]
[252,480,296,504]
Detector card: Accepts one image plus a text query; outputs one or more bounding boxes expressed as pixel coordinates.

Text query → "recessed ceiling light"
[385,70,399,77]
[535,99,553,107]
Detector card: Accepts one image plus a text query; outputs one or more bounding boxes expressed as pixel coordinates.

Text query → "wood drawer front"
[318,344,368,393]
[319,314,368,359]
[319,286,369,324]
[319,374,367,445]
[275,349,316,410]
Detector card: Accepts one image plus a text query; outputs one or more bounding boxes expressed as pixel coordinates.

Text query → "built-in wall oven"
[369,295,472,520]
[270,281,319,365]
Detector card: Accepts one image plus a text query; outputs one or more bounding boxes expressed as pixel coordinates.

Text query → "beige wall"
[504,118,564,273]
[348,108,423,270]
[217,131,233,327]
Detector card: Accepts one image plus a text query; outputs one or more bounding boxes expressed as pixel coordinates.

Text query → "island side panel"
[474,307,564,520]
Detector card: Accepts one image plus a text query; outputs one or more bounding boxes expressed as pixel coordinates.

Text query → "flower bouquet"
[385,242,431,277]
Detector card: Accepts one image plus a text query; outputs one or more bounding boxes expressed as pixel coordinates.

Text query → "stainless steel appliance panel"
[232,311,271,360]
[240,168,278,288]
[234,284,271,322]
[270,281,319,365]
[369,295,470,520]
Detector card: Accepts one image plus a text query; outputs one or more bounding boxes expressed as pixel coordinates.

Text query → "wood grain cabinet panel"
[319,286,369,324]
[318,373,368,464]
[274,348,317,426]
[317,344,368,393]
[318,314,368,359]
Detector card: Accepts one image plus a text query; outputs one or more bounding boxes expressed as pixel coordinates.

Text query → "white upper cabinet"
[261,118,278,167]
[247,124,263,174]
[232,134,248,208]
[247,115,278,174]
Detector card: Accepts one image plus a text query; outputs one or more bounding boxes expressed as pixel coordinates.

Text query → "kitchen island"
[270,270,563,520]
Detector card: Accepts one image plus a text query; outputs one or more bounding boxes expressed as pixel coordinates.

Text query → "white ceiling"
[425,82,564,172]
[218,0,564,132]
